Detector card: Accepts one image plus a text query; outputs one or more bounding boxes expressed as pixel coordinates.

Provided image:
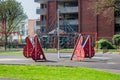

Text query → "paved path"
[0,78,16,80]
[0,52,120,74]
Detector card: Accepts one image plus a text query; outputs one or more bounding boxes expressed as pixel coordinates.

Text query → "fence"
[0,34,120,54]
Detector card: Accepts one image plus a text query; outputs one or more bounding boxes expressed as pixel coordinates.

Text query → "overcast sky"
[16,0,39,19]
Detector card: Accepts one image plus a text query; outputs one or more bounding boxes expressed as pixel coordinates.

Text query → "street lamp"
[57,9,60,59]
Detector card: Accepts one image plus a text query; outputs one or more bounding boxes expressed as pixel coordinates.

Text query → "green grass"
[97,49,120,53]
[0,49,74,55]
[0,48,119,55]
[43,48,74,53]
[43,48,120,53]
[0,51,22,55]
[0,65,120,80]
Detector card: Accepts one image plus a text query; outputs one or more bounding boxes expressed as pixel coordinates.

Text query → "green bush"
[112,34,120,48]
[98,39,115,49]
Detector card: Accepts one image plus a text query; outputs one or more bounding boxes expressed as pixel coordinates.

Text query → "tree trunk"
[4,34,7,51]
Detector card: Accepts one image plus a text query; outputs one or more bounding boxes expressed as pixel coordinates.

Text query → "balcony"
[36,21,46,26]
[34,0,75,3]
[36,7,78,15]
[59,7,78,13]
[34,0,50,3]
[34,0,46,3]
[59,19,78,25]
[36,8,46,15]
[36,19,78,27]
[115,32,120,34]
[115,17,120,24]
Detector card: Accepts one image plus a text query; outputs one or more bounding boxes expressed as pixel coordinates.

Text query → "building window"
[40,27,46,33]
[115,24,120,34]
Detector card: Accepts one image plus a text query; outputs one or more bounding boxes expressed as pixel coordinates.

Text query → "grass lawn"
[0,51,23,55]
[0,48,119,54]
[43,48,74,53]
[0,49,74,55]
[0,65,120,80]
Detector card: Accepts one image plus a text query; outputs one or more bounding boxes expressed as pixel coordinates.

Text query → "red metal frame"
[71,34,85,61]
[80,32,98,51]
[23,37,33,58]
[80,32,98,43]
[23,36,46,61]
[71,34,95,61]
[83,36,95,58]
[32,35,46,61]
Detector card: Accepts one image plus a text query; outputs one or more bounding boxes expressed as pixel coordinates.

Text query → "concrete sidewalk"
[0,53,120,74]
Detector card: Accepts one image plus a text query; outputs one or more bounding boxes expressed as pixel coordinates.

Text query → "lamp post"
[57,9,60,59]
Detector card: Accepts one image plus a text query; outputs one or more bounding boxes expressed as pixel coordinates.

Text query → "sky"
[16,0,39,19]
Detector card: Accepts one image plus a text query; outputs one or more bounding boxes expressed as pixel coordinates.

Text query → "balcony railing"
[36,8,46,15]
[36,7,78,15]
[34,0,50,3]
[34,0,75,3]
[115,17,120,24]
[36,19,78,27]
[115,32,120,34]
[36,21,46,26]
[59,19,78,25]
[34,0,77,3]
[59,7,78,13]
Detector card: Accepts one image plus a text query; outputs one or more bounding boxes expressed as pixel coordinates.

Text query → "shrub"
[98,39,115,49]
[112,34,120,48]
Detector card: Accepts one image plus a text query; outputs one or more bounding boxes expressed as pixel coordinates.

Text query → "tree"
[90,0,120,16]
[0,0,27,50]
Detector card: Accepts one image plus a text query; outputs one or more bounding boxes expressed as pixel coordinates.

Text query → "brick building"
[35,0,115,40]
[28,19,36,38]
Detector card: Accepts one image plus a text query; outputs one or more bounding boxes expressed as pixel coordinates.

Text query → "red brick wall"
[78,0,114,40]
[78,0,97,33]
[97,10,114,39]
[46,1,57,33]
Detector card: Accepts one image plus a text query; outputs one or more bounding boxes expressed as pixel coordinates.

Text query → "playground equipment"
[23,36,33,58]
[23,34,95,61]
[32,35,46,61]
[23,35,46,61]
[71,35,95,61]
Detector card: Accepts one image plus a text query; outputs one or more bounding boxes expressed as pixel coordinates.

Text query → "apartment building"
[35,0,115,40]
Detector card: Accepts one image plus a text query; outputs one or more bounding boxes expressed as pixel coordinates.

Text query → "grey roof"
[48,28,66,34]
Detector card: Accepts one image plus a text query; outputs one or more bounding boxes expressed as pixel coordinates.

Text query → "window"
[40,27,46,33]
[115,24,120,33]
